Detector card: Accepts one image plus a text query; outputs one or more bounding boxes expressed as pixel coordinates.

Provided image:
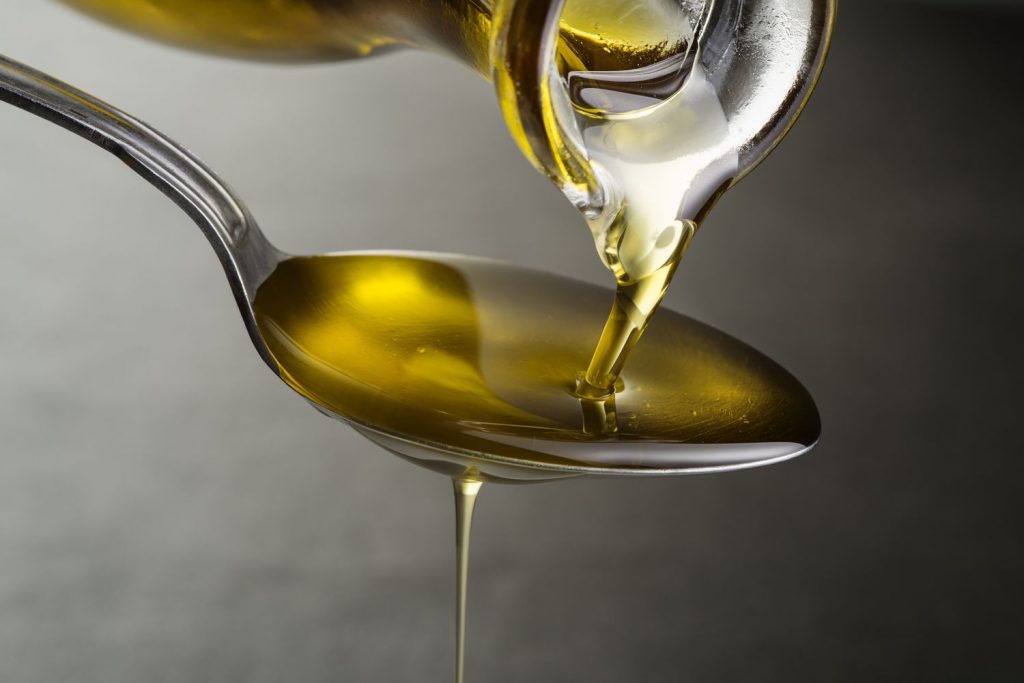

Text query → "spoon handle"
[0,53,281,312]
[0,53,283,368]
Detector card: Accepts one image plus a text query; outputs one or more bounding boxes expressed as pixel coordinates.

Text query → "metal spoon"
[0,28,826,481]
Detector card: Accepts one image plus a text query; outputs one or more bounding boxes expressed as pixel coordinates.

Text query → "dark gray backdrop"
[0,1,1021,681]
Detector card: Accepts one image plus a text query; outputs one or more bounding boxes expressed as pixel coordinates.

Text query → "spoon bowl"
[255,251,820,482]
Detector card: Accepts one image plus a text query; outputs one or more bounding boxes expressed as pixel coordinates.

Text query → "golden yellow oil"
[253,252,819,476]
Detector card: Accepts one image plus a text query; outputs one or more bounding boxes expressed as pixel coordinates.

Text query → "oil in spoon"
[253,253,818,477]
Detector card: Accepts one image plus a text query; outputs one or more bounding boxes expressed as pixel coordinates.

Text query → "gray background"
[1,1,1022,681]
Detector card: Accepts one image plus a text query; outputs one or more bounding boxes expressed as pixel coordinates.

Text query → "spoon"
[0,43,824,483]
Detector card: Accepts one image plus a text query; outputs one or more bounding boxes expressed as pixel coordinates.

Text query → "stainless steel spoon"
[0,34,826,481]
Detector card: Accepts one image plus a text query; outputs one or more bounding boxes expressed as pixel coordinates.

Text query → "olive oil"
[55,2,819,680]
[253,252,819,477]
